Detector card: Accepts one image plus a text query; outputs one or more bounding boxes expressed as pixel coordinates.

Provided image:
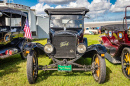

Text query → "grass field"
[0,35,130,86]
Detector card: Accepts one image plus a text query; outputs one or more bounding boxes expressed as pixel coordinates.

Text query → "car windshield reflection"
[50,15,83,28]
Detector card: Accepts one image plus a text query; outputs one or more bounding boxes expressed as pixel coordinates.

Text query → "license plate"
[58,65,72,71]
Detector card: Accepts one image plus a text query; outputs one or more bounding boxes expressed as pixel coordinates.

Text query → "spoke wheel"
[21,41,28,59]
[95,56,100,78]
[92,54,106,83]
[121,48,130,79]
[27,51,38,84]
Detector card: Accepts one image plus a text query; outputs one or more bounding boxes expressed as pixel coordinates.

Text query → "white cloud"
[31,3,53,16]
[32,0,128,21]
[67,0,90,8]
[109,0,130,12]
[88,0,111,15]
[55,5,66,8]
[32,0,111,20]
[33,0,90,15]
[55,0,111,19]
[39,0,77,4]
[55,5,63,8]
[67,2,78,7]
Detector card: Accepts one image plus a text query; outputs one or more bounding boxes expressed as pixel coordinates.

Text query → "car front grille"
[52,35,76,58]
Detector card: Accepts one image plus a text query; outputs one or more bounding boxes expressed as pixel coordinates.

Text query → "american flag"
[24,19,32,39]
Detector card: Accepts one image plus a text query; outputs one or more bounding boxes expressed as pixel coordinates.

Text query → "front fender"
[82,44,107,58]
[25,42,44,56]
[16,38,27,51]
[25,42,35,51]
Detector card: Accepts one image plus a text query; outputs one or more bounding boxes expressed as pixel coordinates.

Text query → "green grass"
[0,34,130,86]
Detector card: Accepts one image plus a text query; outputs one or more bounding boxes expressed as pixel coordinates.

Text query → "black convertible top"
[45,7,89,15]
[102,24,130,31]
[0,7,26,17]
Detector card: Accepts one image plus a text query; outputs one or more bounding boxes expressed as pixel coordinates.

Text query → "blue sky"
[8,0,117,7]
[4,0,130,22]
[6,0,38,7]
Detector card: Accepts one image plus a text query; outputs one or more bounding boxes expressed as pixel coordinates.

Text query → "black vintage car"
[26,7,107,84]
[0,7,27,59]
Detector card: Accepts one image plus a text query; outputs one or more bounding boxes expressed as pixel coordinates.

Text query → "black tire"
[92,54,106,83]
[121,47,130,79]
[20,41,28,60]
[27,51,38,84]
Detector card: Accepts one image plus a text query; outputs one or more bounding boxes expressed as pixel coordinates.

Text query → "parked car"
[25,7,107,84]
[100,6,130,79]
[84,27,98,35]
[0,7,27,59]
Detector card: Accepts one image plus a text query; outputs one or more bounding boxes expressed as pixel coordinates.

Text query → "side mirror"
[0,12,3,17]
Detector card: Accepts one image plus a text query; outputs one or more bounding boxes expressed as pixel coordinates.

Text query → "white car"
[84,27,99,35]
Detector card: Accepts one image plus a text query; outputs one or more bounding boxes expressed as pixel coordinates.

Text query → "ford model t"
[100,6,130,79]
[0,7,27,59]
[26,7,107,84]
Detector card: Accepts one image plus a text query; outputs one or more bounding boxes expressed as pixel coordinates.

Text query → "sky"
[3,0,130,22]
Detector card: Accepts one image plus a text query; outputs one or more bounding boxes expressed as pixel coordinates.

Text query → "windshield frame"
[49,14,84,29]
[0,12,26,32]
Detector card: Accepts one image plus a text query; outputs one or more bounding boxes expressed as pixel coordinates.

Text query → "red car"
[100,6,130,79]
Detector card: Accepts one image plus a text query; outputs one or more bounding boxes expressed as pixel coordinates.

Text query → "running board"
[105,53,121,64]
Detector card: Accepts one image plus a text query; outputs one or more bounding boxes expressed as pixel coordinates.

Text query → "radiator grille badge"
[60,41,69,47]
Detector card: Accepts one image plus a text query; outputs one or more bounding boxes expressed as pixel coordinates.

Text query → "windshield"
[124,14,130,29]
[0,17,21,27]
[126,19,130,29]
[50,15,83,28]
[0,13,22,27]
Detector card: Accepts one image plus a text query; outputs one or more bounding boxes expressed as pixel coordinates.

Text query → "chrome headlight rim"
[44,43,54,54]
[77,43,86,54]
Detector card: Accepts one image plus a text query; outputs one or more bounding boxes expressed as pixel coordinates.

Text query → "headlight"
[77,44,86,54]
[44,44,54,54]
